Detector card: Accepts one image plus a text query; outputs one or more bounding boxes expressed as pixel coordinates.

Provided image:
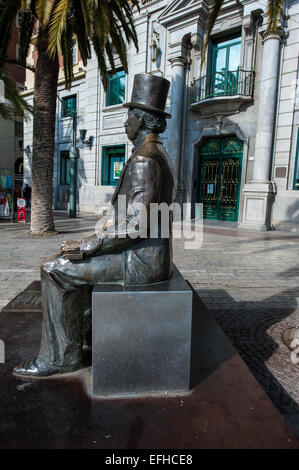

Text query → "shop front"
[0,169,13,219]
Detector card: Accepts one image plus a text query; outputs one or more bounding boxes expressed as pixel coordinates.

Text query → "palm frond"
[0,102,14,120]
[266,0,284,34]
[109,1,138,52]
[201,0,225,68]
[0,65,33,120]
[71,1,91,66]
[61,23,74,89]
[34,0,46,22]
[19,9,36,67]
[4,57,35,72]
[79,0,93,37]
[92,34,108,90]
[43,0,56,25]
[47,0,71,57]
[92,2,110,48]
[21,0,32,9]
[34,0,56,24]
[105,39,117,76]
[86,0,98,9]
[0,0,21,60]
[45,0,138,90]
[108,20,128,71]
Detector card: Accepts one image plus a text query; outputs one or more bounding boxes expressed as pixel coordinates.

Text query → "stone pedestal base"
[240,182,275,231]
[92,265,193,396]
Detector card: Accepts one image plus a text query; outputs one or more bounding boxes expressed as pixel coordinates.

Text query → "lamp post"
[69,111,79,218]
[150,31,160,64]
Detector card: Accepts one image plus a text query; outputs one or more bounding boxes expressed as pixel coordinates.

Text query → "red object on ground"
[17,198,26,223]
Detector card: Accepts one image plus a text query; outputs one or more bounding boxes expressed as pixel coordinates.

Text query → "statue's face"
[124,109,141,141]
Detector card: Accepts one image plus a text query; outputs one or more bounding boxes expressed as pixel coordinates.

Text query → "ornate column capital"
[169,57,188,68]
[243,15,254,36]
[259,14,288,43]
[262,31,284,43]
[190,33,202,52]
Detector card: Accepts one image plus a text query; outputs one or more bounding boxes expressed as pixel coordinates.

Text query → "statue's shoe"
[13,360,76,378]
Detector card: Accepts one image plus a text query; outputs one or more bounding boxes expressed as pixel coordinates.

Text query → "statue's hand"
[103,218,113,231]
[60,240,82,260]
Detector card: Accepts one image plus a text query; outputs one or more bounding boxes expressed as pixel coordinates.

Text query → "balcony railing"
[191,69,255,104]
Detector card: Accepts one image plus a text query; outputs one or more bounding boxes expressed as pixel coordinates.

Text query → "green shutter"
[101,148,110,185]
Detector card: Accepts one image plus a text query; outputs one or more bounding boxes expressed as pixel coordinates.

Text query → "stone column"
[168,57,187,197]
[241,33,282,230]
[253,34,281,181]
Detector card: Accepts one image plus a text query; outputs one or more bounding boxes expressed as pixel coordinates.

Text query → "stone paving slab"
[1,213,299,439]
[0,287,297,449]
[173,230,299,438]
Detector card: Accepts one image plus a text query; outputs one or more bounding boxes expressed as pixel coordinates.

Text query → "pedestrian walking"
[23,184,31,208]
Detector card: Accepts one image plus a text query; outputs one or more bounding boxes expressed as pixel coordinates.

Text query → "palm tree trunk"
[30,27,59,234]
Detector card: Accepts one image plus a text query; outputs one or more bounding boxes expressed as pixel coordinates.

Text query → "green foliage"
[0,0,139,92]
[45,0,139,90]
[0,0,22,60]
[19,9,36,67]
[0,64,33,120]
[266,0,284,34]
[0,0,34,119]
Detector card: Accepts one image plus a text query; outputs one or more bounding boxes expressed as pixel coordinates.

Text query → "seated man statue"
[14,73,176,378]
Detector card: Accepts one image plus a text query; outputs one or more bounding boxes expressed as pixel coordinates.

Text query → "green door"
[198,137,243,222]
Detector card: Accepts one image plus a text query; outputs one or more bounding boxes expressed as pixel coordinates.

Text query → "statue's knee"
[41,255,60,273]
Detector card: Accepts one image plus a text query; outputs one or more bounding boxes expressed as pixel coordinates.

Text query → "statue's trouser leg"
[37,269,91,371]
[37,253,124,371]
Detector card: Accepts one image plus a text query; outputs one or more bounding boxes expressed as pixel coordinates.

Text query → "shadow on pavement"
[197,284,299,437]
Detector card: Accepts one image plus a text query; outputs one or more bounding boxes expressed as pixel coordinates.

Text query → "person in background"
[23,184,32,208]
[13,184,21,213]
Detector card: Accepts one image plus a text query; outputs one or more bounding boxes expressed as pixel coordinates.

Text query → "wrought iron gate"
[198,137,243,222]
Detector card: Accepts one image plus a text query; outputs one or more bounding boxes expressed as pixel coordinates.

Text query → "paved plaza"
[1,212,299,438]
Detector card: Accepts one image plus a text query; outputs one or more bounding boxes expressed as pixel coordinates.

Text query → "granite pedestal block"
[92,265,193,396]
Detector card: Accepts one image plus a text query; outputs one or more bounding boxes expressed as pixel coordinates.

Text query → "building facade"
[23,0,299,231]
[0,14,26,218]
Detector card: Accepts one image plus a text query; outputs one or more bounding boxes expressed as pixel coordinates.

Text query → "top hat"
[123,73,171,118]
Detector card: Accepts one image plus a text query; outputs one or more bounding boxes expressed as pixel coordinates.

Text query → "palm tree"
[0,0,138,234]
[202,0,284,63]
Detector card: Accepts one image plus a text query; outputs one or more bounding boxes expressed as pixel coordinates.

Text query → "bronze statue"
[14,73,176,378]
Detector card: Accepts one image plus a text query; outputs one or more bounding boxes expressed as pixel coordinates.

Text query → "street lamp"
[18,141,31,155]
[69,111,79,218]
[150,31,160,64]
[69,118,94,218]
[79,129,94,149]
